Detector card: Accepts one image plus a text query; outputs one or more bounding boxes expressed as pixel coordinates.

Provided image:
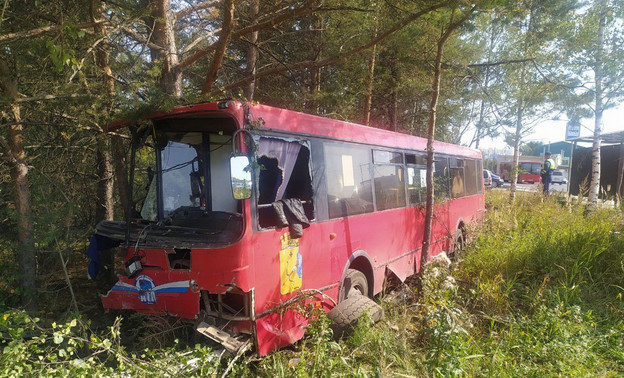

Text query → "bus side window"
[450,158,465,198]
[257,137,313,228]
[434,157,450,199]
[372,150,406,211]
[477,159,483,191]
[464,159,478,196]
[325,144,373,218]
[406,153,426,205]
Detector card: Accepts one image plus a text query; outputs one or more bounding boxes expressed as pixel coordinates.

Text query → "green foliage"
[253,191,624,376]
[1,191,624,376]
[0,312,227,377]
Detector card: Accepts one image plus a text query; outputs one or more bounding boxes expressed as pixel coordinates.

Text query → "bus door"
[249,136,321,354]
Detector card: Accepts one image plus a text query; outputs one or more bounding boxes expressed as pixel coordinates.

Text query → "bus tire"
[450,229,465,259]
[340,269,369,301]
[327,294,383,339]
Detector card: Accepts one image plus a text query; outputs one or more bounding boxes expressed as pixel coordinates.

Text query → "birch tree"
[560,0,624,206]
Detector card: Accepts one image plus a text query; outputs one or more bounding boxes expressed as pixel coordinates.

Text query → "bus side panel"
[427,202,451,258]
[448,194,485,237]
[191,244,253,292]
[255,306,308,356]
[250,204,453,355]
[251,221,336,355]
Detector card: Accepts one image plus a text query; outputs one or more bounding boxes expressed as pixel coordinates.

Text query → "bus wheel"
[450,229,465,259]
[340,269,369,301]
[327,295,383,339]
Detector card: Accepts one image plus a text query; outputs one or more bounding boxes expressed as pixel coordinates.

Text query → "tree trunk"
[149,0,182,96]
[306,14,324,113]
[509,96,524,203]
[421,37,444,267]
[92,0,115,222]
[0,56,36,310]
[363,43,377,126]
[95,136,114,222]
[202,0,235,94]
[364,11,379,126]
[588,0,606,206]
[111,137,130,218]
[92,0,130,217]
[421,8,474,268]
[244,0,259,101]
[474,21,495,149]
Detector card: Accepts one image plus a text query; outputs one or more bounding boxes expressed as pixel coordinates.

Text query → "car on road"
[551,170,568,185]
[483,169,493,187]
[491,172,504,188]
[484,169,504,188]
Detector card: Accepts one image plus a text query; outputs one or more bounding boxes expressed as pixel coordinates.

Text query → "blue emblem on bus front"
[136,275,157,304]
[110,276,191,305]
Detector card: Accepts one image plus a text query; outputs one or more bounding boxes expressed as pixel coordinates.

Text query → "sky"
[475,105,624,153]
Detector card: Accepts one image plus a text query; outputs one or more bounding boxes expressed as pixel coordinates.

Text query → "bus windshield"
[141,131,239,223]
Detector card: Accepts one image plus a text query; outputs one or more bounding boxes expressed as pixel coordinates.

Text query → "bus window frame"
[251,133,316,232]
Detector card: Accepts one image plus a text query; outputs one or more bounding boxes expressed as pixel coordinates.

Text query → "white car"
[483,169,493,187]
[551,170,568,185]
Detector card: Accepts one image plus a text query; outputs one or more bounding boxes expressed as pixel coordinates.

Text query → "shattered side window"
[257,137,314,228]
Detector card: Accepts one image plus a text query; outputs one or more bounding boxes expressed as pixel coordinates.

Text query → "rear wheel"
[327,294,383,338]
[340,269,369,301]
[450,228,465,259]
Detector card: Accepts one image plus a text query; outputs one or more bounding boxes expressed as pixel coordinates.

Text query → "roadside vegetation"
[2,190,624,376]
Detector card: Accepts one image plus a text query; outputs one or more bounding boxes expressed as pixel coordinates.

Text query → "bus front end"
[93,102,256,352]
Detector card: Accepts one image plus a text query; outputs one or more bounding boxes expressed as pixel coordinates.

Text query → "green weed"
[2,190,624,376]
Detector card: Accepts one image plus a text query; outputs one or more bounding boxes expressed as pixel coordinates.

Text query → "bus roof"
[109,101,481,159]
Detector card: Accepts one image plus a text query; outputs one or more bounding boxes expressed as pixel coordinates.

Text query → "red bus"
[498,161,542,183]
[92,101,484,355]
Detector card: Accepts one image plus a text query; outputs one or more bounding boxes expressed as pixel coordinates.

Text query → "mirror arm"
[232,129,253,156]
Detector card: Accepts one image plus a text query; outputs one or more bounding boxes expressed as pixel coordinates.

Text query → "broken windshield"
[140,131,240,229]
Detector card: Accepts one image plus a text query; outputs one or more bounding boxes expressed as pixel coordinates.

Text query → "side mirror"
[230,155,252,200]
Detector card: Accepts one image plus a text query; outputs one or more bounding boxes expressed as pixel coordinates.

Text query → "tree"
[0,54,36,310]
[559,0,624,205]
[422,4,476,267]
[481,0,576,202]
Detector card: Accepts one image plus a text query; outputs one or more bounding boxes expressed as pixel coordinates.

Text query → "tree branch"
[178,0,322,71]
[120,25,165,53]
[174,0,220,21]
[181,28,221,55]
[215,1,452,94]
[1,93,88,103]
[202,0,235,94]
[467,58,534,68]
[0,21,105,43]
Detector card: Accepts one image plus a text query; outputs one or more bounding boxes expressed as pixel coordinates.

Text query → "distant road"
[495,182,568,193]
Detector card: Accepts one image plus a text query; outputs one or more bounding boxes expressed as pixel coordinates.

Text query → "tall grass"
[2,190,624,376]
[258,191,624,376]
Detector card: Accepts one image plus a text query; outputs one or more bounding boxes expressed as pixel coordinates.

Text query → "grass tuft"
[2,190,624,376]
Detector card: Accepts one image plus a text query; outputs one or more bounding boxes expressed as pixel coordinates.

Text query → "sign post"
[565,122,581,140]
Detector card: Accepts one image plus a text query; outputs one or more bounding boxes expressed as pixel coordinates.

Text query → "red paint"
[498,160,543,184]
[100,101,484,355]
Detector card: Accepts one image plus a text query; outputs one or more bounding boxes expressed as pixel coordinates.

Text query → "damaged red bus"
[91,101,484,355]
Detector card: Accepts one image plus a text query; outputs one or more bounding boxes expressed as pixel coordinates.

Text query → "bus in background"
[90,101,485,355]
[498,161,542,183]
